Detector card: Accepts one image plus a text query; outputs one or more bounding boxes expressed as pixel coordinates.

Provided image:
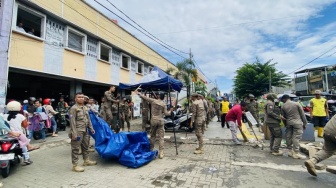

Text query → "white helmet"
[7,101,21,111]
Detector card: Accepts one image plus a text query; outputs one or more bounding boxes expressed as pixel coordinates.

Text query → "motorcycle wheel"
[1,164,10,178]
[33,131,42,140]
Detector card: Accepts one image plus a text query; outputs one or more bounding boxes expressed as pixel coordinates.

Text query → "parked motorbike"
[0,135,22,178]
[164,111,194,132]
[56,108,69,131]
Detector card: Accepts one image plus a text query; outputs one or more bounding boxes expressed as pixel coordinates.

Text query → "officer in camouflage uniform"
[215,99,221,122]
[190,93,205,154]
[206,99,213,127]
[121,97,131,132]
[102,86,119,128]
[265,93,283,156]
[198,93,208,133]
[111,101,119,131]
[69,92,97,172]
[247,94,261,131]
[142,98,149,132]
[134,89,172,159]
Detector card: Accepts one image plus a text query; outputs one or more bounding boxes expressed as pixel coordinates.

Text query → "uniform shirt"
[281,101,307,126]
[220,101,230,114]
[69,104,93,134]
[248,100,258,115]
[324,113,336,135]
[121,102,130,115]
[265,100,281,125]
[191,99,205,123]
[111,104,118,114]
[140,95,170,121]
[310,98,327,117]
[104,91,116,107]
[86,103,99,115]
[226,105,243,127]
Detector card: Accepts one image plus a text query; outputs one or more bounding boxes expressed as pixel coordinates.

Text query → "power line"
[287,45,336,75]
[105,0,189,55]
[93,0,188,59]
[56,0,173,61]
[192,56,214,84]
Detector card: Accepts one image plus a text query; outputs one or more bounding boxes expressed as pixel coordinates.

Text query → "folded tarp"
[89,111,157,168]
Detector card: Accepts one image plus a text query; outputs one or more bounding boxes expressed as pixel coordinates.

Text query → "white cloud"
[86,0,336,93]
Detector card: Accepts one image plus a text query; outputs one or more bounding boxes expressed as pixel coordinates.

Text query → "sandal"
[28,146,40,152]
[51,134,58,137]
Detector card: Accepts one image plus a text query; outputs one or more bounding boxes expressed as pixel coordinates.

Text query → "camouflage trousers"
[71,131,90,165]
[102,106,113,126]
[202,120,206,134]
[195,120,204,149]
[121,115,130,130]
[150,119,165,151]
[142,110,148,131]
[313,131,336,162]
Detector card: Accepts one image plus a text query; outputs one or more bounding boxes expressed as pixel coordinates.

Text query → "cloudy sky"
[86,0,336,94]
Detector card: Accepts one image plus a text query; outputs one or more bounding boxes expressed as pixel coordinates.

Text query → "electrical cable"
[93,0,188,59]
[287,44,336,74]
[105,0,189,55]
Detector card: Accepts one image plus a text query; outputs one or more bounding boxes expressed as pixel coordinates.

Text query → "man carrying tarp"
[190,93,205,154]
[134,89,173,159]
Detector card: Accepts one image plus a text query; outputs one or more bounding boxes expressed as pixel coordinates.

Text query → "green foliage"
[206,96,214,103]
[195,81,207,95]
[233,59,290,98]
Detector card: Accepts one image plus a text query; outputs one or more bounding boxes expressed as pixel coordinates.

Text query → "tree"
[166,59,197,95]
[194,81,207,95]
[233,59,290,98]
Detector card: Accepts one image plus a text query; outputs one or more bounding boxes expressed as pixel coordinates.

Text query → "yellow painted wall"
[119,69,130,83]
[97,61,111,83]
[9,32,44,71]
[62,50,85,79]
[30,0,175,72]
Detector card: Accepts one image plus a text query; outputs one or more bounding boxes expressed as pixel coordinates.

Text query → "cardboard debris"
[326,166,336,174]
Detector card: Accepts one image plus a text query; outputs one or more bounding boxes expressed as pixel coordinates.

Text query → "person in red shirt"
[226,101,248,145]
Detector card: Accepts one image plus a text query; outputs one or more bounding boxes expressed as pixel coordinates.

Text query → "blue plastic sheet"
[89,111,157,168]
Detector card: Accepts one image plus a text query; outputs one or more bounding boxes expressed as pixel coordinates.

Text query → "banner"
[132,95,141,117]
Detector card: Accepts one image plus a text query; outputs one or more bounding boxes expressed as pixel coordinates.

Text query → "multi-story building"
[294,65,336,95]
[0,0,177,103]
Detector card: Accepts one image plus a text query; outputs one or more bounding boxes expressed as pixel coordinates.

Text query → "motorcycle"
[164,111,194,132]
[55,108,69,131]
[0,135,22,178]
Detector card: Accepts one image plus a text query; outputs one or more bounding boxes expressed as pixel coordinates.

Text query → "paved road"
[1,119,335,188]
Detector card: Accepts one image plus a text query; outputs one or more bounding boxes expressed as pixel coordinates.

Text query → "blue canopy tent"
[119,66,183,92]
[119,66,183,155]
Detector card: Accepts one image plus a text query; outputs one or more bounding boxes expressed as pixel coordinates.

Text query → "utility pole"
[269,70,272,92]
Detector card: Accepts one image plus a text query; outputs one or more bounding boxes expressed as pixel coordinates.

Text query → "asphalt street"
[0,118,335,188]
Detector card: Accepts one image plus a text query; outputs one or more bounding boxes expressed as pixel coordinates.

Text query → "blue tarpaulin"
[89,111,157,168]
[119,66,183,92]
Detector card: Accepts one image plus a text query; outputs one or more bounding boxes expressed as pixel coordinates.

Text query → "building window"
[137,61,144,74]
[121,54,130,69]
[99,42,111,62]
[148,66,153,72]
[14,3,46,38]
[65,26,86,53]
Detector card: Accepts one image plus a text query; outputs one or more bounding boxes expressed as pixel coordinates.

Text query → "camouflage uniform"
[191,95,205,154]
[139,95,171,154]
[102,91,117,126]
[111,103,118,130]
[206,100,211,126]
[142,99,149,131]
[214,101,221,121]
[202,98,208,132]
[265,100,282,153]
[247,100,260,127]
[69,104,94,166]
[121,102,131,131]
